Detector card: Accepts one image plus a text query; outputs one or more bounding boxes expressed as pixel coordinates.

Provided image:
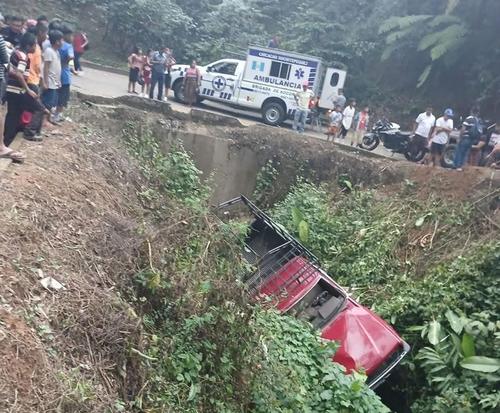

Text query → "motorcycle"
[440,120,497,168]
[361,119,426,162]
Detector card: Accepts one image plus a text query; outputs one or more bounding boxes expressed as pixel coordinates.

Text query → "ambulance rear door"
[319,68,347,110]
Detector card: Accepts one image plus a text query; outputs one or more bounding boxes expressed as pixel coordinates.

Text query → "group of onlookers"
[293,82,499,170]
[127,46,202,107]
[293,86,370,147]
[0,12,88,162]
[412,106,499,170]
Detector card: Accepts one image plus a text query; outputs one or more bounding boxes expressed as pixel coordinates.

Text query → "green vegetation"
[118,129,388,412]
[23,0,496,118]
[271,181,500,411]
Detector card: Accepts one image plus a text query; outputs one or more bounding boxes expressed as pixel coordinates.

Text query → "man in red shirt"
[73,31,88,72]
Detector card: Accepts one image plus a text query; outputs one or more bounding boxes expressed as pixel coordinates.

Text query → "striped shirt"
[6,49,30,94]
[0,35,9,81]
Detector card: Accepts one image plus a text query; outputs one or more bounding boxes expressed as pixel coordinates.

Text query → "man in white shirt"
[293,82,314,134]
[340,99,356,140]
[411,107,436,160]
[427,108,454,166]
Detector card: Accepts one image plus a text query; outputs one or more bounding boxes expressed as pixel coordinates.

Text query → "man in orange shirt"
[24,23,48,141]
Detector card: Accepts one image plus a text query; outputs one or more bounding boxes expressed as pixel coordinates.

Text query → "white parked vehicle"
[170,46,347,126]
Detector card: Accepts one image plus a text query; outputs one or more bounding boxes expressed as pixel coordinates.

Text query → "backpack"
[468,116,483,144]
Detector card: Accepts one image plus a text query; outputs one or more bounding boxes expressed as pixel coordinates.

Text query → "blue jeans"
[293,109,308,133]
[453,137,473,169]
[149,71,164,100]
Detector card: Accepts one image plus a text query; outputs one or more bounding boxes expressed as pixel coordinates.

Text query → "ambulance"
[170,46,347,126]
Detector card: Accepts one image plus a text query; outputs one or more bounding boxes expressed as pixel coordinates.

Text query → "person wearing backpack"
[453,106,482,171]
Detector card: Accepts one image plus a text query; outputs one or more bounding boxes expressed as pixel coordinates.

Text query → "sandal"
[0,149,25,163]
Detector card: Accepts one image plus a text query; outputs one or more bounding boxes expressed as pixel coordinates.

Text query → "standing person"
[37,15,49,26]
[0,15,24,47]
[331,88,346,110]
[55,26,76,123]
[149,48,166,100]
[352,106,370,147]
[72,31,88,72]
[141,49,152,97]
[309,95,321,131]
[292,81,314,134]
[0,32,24,160]
[183,60,201,107]
[268,36,280,48]
[340,99,356,140]
[163,47,176,101]
[326,106,343,141]
[453,107,482,171]
[127,47,143,94]
[411,107,436,160]
[427,108,454,167]
[3,32,44,152]
[23,23,48,141]
[41,30,63,123]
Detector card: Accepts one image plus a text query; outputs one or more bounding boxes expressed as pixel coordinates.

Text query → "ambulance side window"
[330,72,340,87]
[270,61,291,80]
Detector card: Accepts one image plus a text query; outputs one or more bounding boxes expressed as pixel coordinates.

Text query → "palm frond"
[418,23,467,51]
[385,26,415,45]
[446,0,462,15]
[379,15,433,35]
[417,65,432,88]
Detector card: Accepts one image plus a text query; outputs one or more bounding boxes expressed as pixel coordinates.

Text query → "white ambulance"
[170,46,347,126]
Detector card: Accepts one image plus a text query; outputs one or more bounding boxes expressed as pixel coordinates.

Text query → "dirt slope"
[0,123,145,412]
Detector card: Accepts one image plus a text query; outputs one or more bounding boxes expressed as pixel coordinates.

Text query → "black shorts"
[129,67,140,82]
[57,84,71,107]
[430,142,445,155]
[164,72,172,88]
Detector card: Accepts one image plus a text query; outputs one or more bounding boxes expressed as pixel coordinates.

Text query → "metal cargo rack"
[217,195,322,295]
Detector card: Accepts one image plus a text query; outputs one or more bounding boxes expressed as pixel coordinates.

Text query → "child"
[326,106,343,142]
[352,106,370,147]
[141,49,152,97]
[42,29,63,124]
[309,96,321,131]
[127,47,143,94]
[55,25,76,123]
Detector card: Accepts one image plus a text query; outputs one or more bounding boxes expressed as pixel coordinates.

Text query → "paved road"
[72,67,402,159]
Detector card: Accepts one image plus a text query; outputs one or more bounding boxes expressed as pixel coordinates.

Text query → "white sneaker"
[163,97,168,102]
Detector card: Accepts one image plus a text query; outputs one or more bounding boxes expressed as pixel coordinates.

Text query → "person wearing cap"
[453,106,481,171]
[293,82,314,134]
[427,108,454,167]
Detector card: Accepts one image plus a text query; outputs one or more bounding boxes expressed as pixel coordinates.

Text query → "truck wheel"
[441,144,456,168]
[173,80,186,103]
[262,102,285,126]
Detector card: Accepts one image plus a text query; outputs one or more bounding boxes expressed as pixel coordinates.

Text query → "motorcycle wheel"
[404,148,427,163]
[441,144,456,168]
[361,133,380,151]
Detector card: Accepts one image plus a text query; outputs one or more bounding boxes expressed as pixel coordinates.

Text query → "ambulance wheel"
[262,101,285,126]
[173,80,186,103]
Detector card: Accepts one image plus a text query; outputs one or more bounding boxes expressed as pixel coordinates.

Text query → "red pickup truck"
[218,196,409,389]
